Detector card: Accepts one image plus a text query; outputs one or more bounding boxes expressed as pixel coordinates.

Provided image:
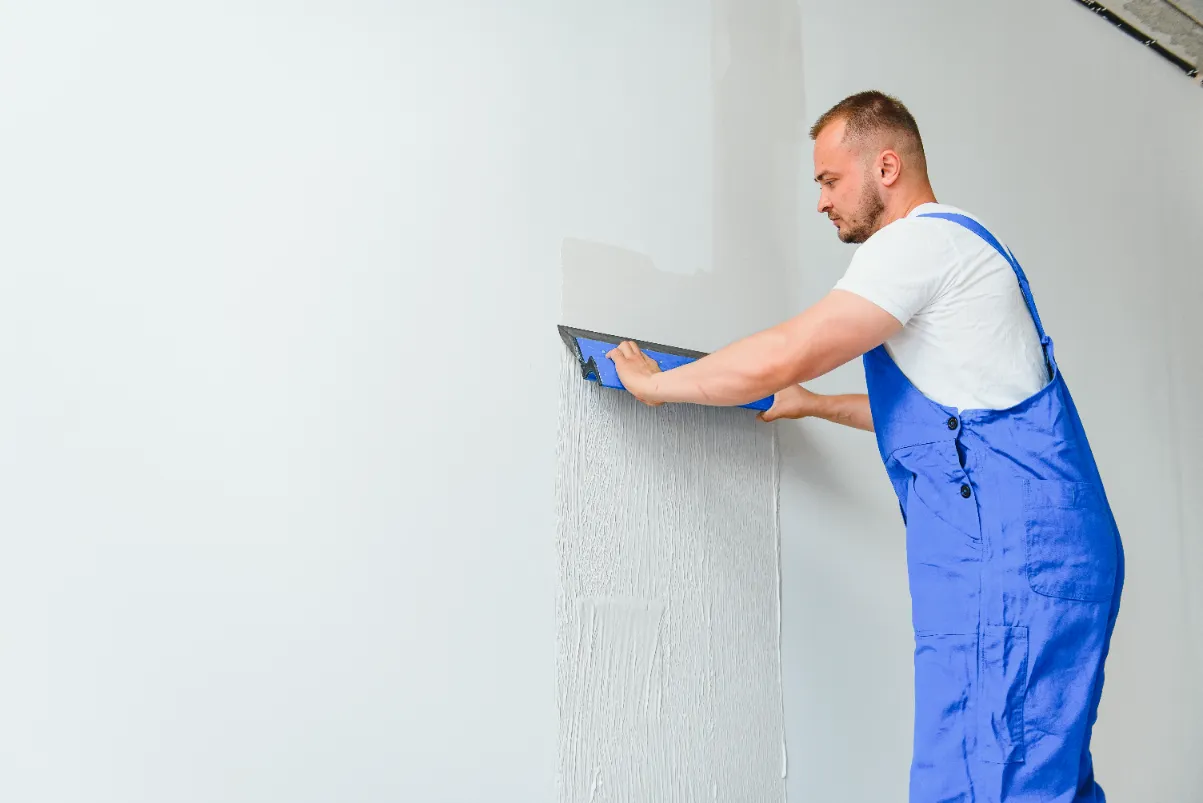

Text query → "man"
[608,91,1124,803]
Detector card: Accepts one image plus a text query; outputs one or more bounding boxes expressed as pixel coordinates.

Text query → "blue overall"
[863,213,1124,802]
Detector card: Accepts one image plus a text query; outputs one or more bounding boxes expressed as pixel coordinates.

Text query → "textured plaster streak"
[555,348,786,802]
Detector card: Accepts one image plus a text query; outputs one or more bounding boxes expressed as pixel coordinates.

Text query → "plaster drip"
[555,347,786,802]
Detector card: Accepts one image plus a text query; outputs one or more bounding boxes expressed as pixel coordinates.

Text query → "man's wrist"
[808,391,833,421]
[646,373,668,404]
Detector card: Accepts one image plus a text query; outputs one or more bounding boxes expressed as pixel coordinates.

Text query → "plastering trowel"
[557,325,774,412]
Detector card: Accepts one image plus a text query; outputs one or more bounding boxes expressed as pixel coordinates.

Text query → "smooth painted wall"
[1,2,559,801]
[782,1,1203,800]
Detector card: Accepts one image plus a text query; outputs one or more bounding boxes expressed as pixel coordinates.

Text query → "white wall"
[0,3,439,801]
[783,1,1203,799]
[0,2,559,801]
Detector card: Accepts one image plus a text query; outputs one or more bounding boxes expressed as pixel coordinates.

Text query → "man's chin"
[838,229,865,244]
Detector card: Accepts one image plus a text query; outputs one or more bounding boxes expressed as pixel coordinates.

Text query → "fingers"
[606,340,644,362]
[617,341,659,370]
[603,342,663,410]
[758,398,785,422]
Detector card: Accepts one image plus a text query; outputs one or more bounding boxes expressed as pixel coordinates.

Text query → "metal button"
[947,416,959,430]
[960,484,972,499]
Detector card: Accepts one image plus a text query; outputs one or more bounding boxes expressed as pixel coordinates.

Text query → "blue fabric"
[863,213,1124,802]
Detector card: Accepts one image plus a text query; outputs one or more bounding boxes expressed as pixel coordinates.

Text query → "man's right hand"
[758,384,821,422]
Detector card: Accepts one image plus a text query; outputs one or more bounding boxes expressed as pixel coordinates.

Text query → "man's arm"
[759,385,873,432]
[607,290,901,408]
[812,393,874,431]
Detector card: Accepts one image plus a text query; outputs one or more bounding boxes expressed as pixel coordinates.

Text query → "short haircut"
[809,90,926,169]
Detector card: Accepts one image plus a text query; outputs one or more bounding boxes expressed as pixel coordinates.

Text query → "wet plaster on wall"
[554,1,803,799]
[555,347,785,802]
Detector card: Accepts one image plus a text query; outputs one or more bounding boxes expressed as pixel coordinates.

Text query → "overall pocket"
[1024,479,1119,602]
[977,625,1028,765]
[912,632,975,789]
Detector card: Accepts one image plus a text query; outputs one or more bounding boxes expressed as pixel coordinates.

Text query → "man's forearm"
[630,291,904,408]
[813,393,874,432]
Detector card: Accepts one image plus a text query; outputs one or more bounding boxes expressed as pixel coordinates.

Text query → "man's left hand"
[607,341,664,406]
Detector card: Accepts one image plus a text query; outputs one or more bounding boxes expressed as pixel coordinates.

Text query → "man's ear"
[879,149,902,187]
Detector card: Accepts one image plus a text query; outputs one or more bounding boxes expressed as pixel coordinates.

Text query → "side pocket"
[1024,479,1119,602]
[912,632,975,790]
[977,625,1028,765]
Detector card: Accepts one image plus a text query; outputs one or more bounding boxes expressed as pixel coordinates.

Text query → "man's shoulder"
[872,203,1008,259]
[857,208,961,262]
[908,202,981,220]
[902,203,1005,241]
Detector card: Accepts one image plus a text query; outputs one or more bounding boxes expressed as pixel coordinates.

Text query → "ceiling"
[1110,0,1203,77]
[1170,0,1203,23]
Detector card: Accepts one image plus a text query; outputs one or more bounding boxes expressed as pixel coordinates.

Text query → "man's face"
[813,120,886,244]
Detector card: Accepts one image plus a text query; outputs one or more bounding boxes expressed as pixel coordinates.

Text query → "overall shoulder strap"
[918,211,1048,343]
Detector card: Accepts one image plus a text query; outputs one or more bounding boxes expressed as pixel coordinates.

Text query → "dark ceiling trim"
[1071,0,1201,83]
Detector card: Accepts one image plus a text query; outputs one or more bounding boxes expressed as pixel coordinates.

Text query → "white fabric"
[833,202,1048,411]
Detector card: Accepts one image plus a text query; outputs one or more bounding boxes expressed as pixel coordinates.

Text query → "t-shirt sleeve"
[832,219,954,326]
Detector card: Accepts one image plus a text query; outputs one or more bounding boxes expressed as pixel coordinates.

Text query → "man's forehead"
[813,122,858,177]
[813,147,850,180]
[816,117,848,143]
[813,157,836,180]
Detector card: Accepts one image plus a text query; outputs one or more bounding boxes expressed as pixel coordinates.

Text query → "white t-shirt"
[833,202,1048,412]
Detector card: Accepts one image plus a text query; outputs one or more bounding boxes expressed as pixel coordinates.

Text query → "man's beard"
[838,179,887,244]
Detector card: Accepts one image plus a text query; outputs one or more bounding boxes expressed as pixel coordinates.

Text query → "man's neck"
[880,186,939,228]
